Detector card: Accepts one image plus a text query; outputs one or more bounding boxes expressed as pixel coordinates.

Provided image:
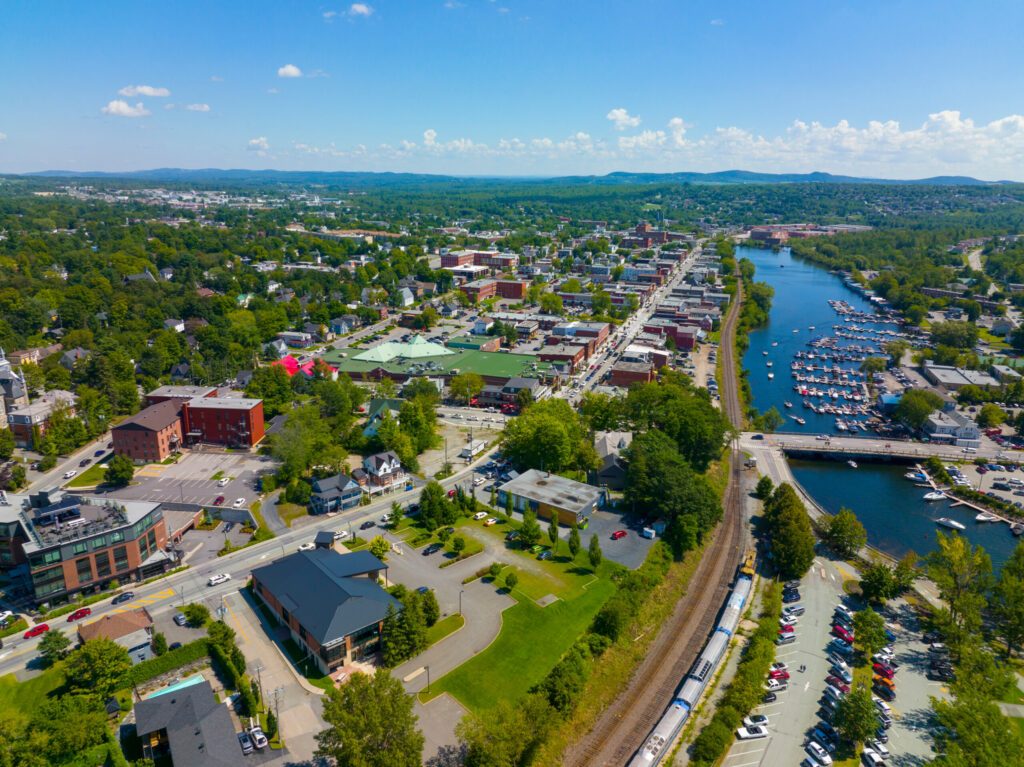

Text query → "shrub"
[128,639,209,686]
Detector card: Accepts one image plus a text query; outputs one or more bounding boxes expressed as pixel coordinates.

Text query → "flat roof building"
[497,469,604,527]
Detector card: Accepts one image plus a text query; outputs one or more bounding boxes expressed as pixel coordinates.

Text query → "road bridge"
[741,431,1024,464]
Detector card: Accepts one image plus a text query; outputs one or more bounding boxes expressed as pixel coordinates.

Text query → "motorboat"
[923,491,946,502]
[848,460,858,469]
[763,351,769,356]
[795,417,806,425]
[767,372,774,380]
[766,361,773,368]
[772,342,779,347]
[904,471,927,482]
[975,512,998,523]
[784,401,793,409]
[936,518,966,531]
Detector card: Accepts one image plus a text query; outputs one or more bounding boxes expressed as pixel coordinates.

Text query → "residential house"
[77,607,155,664]
[309,473,363,514]
[590,431,633,490]
[361,399,403,438]
[164,319,185,333]
[362,451,406,491]
[59,346,90,370]
[134,678,239,767]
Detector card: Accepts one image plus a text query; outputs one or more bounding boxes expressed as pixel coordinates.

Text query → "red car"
[611,530,628,540]
[769,669,790,680]
[778,624,795,635]
[66,607,92,622]
[214,495,225,506]
[826,675,850,693]
[447,489,456,498]
[24,624,50,639]
[832,624,854,643]
[873,663,895,680]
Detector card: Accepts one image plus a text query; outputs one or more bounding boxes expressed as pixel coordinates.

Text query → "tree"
[182,602,211,627]
[519,508,542,547]
[753,475,774,500]
[152,631,168,656]
[369,536,390,561]
[859,560,897,604]
[993,541,1024,656]
[926,532,992,647]
[883,340,909,367]
[568,521,581,559]
[418,481,450,531]
[501,399,595,474]
[853,607,888,659]
[588,534,603,571]
[977,403,1006,428]
[893,389,944,430]
[539,292,564,315]
[449,372,484,404]
[65,638,132,698]
[457,694,552,767]
[0,428,14,460]
[505,571,518,591]
[104,453,135,487]
[762,484,815,580]
[834,684,879,747]
[547,513,559,552]
[315,669,424,767]
[38,630,71,666]
[419,589,440,628]
[822,507,867,558]
[860,356,887,376]
[452,536,466,555]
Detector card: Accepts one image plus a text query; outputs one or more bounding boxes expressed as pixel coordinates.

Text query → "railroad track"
[562,282,747,767]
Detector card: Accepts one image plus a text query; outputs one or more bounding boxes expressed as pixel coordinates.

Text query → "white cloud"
[248,137,270,156]
[0,132,6,141]
[606,107,641,131]
[118,84,170,97]
[185,103,211,112]
[267,87,279,95]
[349,3,373,16]
[323,10,338,19]
[101,100,151,118]
[668,117,689,147]
[443,1,464,8]
[618,130,666,152]
[164,103,176,110]
[210,75,224,82]
[710,18,725,26]
[277,64,302,78]
[423,128,438,146]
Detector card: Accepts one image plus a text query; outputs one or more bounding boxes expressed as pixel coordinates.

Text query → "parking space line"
[727,757,766,766]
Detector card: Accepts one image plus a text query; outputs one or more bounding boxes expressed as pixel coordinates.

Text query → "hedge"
[0,617,28,639]
[128,639,210,686]
[106,730,130,767]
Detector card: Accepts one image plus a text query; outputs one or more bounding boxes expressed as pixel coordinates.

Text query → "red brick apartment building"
[496,280,528,300]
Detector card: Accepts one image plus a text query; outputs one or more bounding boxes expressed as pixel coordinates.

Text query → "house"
[169,363,191,381]
[303,322,334,342]
[77,607,155,663]
[310,473,363,514]
[361,399,403,439]
[59,346,91,370]
[164,319,185,333]
[251,549,400,672]
[124,271,156,284]
[590,431,633,490]
[500,377,542,403]
[991,317,1018,337]
[362,451,406,490]
[264,339,289,358]
[7,392,77,448]
[497,469,604,527]
[134,678,239,767]
[923,410,981,448]
[329,315,360,336]
[397,287,415,307]
[159,268,174,281]
[276,331,315,348]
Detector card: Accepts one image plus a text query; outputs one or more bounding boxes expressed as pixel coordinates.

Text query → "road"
[0,447,499,678]
[746,431,1023,463]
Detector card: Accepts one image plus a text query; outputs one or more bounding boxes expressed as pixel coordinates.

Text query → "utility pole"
[253,662,264,706]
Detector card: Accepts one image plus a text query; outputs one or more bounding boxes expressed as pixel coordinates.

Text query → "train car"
[625,572,755,767]
[628,698,690,766]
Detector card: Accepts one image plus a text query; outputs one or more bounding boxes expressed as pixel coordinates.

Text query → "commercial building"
[111,400,184,462]
[608,361,656,387]
[496,280,529,300]
[145,385,217,406]
[0,489,169,604]
[497,469,604,527]
[135,677,239,767]
[538,344,587,373]
[251,549,399,673]
[460,279,497,302]
[551,321,611,346]
[181,397,265,448]
[923,411,981,448]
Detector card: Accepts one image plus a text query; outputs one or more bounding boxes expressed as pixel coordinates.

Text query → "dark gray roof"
[252,550,398,647]
[113,399,182,432]
[134,680,238,767]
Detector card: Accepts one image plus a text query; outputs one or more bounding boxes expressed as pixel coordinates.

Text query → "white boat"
[976,512,998,523]
[766,361,773,368]
[923,491,946,502]
[772,342,779,347]
[784,401,793,409]
[767,372,775,380]
[936,518,966,531]
[848,460,858,469]
[795,417,806,425]
[763,351,769,356]
[904,471,927,481]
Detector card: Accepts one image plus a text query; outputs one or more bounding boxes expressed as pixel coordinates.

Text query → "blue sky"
[1,0,1023,178]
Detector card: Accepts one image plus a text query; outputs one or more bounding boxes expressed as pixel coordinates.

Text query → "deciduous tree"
[65,638,132,698]
[822,507,867,558]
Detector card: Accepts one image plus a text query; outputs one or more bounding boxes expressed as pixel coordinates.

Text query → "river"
[738,245,1017,568]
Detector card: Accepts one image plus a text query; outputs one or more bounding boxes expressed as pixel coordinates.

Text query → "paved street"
[745,431,1021,463]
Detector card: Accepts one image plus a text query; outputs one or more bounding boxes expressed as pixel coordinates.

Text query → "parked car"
[783,591,801,604]
[112,591,135,605]
[484,518,498,526]
[806,741,833,765]
[736,726,768,740]
[783,605,806,617]
[743,714,769,728]
[66,607,92,622]
[249,726,268,750]
[762,692,777,703]
[24,624,50,639]
[213,495,226,506]
[0,611,13,626]
[173,613,188,627]
[422,543,443,556]
[769,669,790,680]
[825,675,850,693]
[832,625,854,643]
[208,573,231,586]
[238,731,254,755]
[872,663,895,680]
[780,615,799,627]
[611,530,628,540]
[232,498,246,508]
[473,511,488,520]
[770,661,788,673]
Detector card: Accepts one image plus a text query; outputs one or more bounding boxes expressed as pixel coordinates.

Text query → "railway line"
[563,282,748,766]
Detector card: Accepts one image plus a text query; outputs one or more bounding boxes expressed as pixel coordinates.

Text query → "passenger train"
[627,550,756,766]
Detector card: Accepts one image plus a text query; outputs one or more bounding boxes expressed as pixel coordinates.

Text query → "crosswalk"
[109,587,177,614]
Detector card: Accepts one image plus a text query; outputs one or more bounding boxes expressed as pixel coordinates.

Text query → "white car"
[249,726,268,750]
[0,610,14,625]
[780,615,799,627]
[333,530,350,541]
[765,678,787,692]
[866,740,890,759]
[770,661,788,673]
[473,511,488,520]
[232,498,246,508]
[743,714,768,728]
[63,470,77,480]
[208,573,231,586]
[736,726,768,740]
[473,476,484,486]
[484,518,498,526]
[806,741,833,765]
[297,542,315,552]
[217,478,230,487]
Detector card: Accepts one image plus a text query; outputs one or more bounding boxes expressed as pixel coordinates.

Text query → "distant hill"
[20,167,1015,186]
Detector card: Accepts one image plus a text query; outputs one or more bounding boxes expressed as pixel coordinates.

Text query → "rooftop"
[148,385,217,399]
[78,607,152,642]
[185,397,262,411]
[134,679,238,767]
[351,336,455,363]
[498,469,603,514]
[114,399,182,431]
[323,346,554,380]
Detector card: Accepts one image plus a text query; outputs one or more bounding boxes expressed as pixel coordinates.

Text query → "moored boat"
[975,512,998,523]
[923,491,946,502]
[848,460,858,469]
[936,518,966,531]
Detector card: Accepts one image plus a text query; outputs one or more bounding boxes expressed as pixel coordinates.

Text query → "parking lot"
[722,557,944,767]
[104,451,269,508]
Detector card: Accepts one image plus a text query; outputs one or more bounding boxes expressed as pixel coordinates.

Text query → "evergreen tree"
[568,521,581,559]
[588,534,603,571]
[547,513,559,552]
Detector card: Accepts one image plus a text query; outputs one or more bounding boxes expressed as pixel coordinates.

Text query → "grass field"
[426,614,465,646]
[0,664,65,718]
[66,462,108,487]
[275,502,309,528]
[420,578,615,711]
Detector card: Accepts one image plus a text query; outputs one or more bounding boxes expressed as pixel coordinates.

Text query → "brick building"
[460,279,498,302]
[181,397,265,448]
[496,280,529,300]
[608,361,656,387]
[111,400,184,462]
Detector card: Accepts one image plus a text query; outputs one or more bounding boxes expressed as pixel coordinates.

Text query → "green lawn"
[426,614,465,646]
[66,462,108,487]
[1002,684,1024,705]
[0,665,66,718]
[276,502,309,528]
[420,579,615,711]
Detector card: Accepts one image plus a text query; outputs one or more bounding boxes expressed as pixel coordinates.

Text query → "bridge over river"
[740,431,1024,464]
